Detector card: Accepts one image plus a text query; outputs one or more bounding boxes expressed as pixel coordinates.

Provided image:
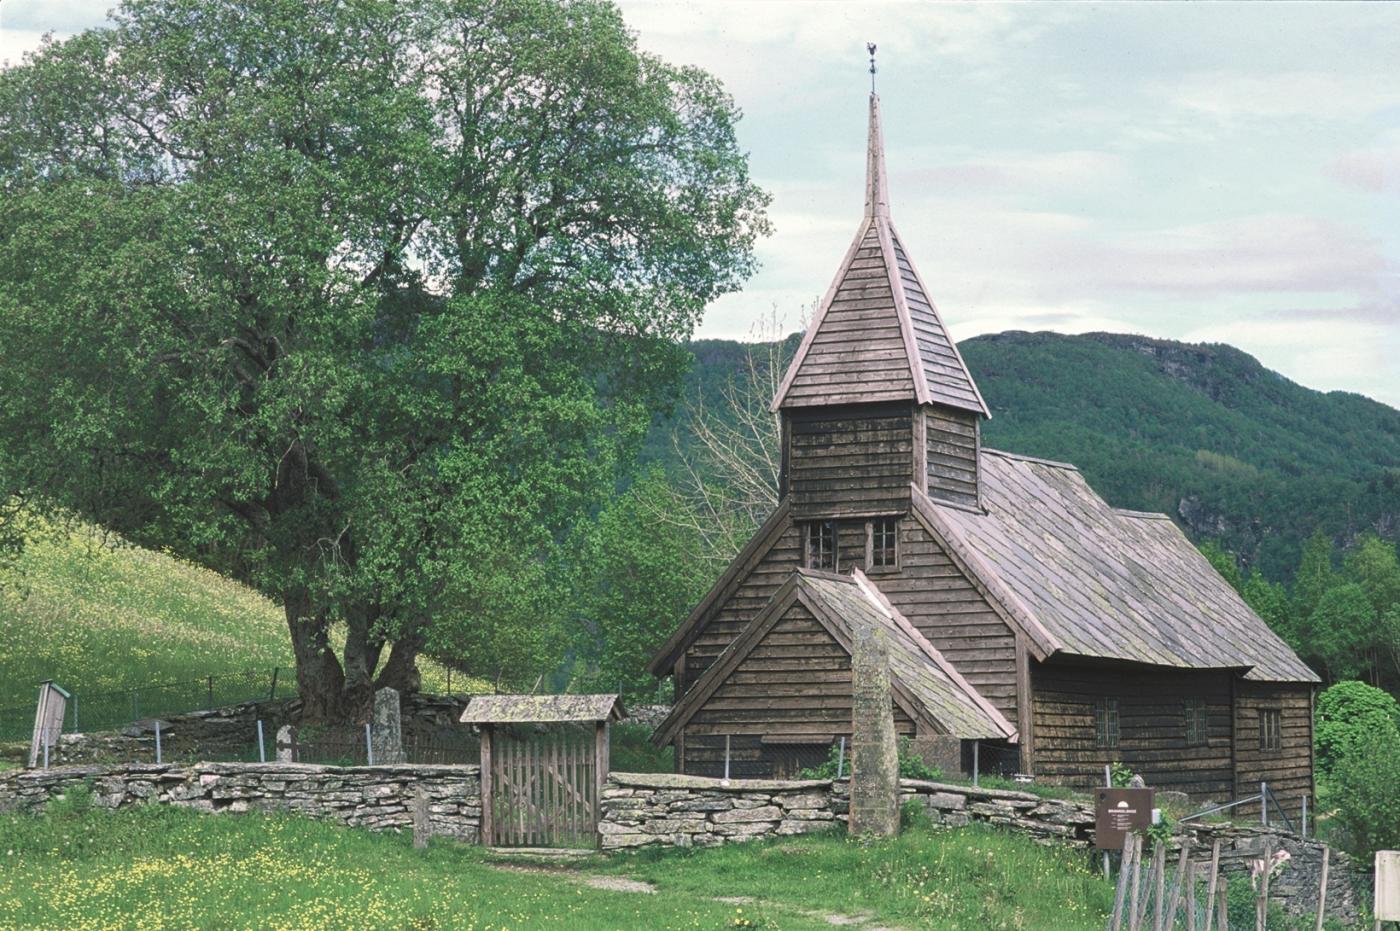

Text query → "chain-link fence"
[0,669,284,743]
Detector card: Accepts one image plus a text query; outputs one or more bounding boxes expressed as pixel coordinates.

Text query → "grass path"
[0,792,1115,930]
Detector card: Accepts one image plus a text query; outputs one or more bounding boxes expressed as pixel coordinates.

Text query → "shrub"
[1329,725,1400,862]
[1315,680,1400,776]
[799,737,943,782]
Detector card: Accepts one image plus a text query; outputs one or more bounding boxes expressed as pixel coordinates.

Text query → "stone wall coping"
[6,761,481,783]
[898,778,1062,805]
[608,772,832,792]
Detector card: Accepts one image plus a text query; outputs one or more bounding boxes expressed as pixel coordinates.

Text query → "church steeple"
[771,89,988,418]
[864,94,890,220]
[772,74,989,512]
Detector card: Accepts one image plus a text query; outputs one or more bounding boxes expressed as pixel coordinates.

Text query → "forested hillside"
[656,331,1400,582]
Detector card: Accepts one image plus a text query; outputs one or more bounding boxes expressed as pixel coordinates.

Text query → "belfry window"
[868,518,899,571]
[805,520,837,571]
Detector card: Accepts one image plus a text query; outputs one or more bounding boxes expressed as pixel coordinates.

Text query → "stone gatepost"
[371,688,406,764]
[848,623,899,837]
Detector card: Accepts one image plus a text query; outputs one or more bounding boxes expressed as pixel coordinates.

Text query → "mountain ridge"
[660,329,1400,581]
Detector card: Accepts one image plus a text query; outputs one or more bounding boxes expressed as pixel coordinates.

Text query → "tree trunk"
[341,602,378,721]
[285,589,348,722]
[376,630,424,694]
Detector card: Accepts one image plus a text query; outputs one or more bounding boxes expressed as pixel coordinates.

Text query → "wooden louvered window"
[805,520,837,571]
[867,518,899,572]
[1184,698,1208,746]
[1094,698,1120,749]
[1259,709,1282,753]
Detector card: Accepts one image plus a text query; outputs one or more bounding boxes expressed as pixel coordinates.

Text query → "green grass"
[0,791,1119,930]
[600,825,1115,931]
[0,515,461,718]
[0,796,823,931]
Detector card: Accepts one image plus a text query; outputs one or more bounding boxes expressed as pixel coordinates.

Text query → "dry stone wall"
[0,762,480,841]
[0,764,1365,924]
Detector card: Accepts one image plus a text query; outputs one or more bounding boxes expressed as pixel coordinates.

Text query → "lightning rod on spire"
[867,42,877,94]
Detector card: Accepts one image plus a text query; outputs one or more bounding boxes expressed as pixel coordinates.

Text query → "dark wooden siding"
[787,404,913,519]
[681,521,803,695]
[680,600,915,778]
[925,406,979,508]
[1031,662,1234,800]
[876,520,1018,725]
[782,226,916,408]
[1234,681,1314,823]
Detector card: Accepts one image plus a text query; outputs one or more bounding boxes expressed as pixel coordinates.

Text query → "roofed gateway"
[650,88,1318,816]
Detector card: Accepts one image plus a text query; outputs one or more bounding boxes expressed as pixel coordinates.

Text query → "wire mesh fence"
[0,669,284,743]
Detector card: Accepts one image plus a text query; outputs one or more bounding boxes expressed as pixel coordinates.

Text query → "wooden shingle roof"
[460,694,626,724]
[771,94,988,416]
[916,451,1319,683]
[652,569,1013,747]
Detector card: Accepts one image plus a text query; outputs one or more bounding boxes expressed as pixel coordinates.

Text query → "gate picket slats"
[484,723,602,849]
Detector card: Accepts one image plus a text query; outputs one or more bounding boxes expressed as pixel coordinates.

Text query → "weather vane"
[867,42,878,93]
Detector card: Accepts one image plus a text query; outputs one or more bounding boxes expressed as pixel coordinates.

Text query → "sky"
[3,1,1399,405]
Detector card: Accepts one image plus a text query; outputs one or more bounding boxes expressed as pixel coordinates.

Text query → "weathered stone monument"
[848,623,899,837]
[371,688,406,764]
[413,786,431,850]
[275,725,295,763]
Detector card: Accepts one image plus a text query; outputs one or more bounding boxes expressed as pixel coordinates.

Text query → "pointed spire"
[864,93,890,219]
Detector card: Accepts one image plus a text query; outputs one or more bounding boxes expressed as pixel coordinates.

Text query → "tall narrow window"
[1184,698,1208,746]
[1259,709,1282,753]
[868,517,899,571]
[1094,698,1120,749]
[805,520,837,571]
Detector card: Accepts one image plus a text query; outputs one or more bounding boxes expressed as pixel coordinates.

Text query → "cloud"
[1329,148,1400,195]
[0,0,111,39]
[1155,70,1400,124]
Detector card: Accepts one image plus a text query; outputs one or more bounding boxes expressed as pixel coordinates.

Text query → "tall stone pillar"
[848,623,899,837]
[371,687,406,764]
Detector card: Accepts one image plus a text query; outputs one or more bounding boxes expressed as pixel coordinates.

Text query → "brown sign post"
[1095,787,1154,850]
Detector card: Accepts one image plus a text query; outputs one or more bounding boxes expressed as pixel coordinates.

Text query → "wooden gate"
[482,723,604,848]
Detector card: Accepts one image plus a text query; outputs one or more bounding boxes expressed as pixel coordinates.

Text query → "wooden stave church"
[649,91,1319,818]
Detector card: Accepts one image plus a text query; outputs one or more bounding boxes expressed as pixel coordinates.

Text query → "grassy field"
[0,790,1118,931]
[0,515,459,718]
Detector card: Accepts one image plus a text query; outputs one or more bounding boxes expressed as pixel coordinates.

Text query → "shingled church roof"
[914,450,1319,683]
[771,94,989,416]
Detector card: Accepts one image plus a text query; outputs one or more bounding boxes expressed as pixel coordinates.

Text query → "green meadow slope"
[0,517,453,719]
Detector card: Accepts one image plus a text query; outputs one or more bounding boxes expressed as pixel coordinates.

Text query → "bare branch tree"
[646,308,801,571]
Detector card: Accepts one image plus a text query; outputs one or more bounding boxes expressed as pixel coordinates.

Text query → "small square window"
[867,518,899,571]
[1259,709,1281,753]
[1094,698,1120,749]
[805,520,837,571]
[1184,699,1208,746]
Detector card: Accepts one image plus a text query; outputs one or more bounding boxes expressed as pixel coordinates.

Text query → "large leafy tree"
[0,0,768,719]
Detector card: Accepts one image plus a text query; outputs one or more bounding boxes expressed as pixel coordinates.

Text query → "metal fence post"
[155,720,163,764]
[257,720,266,763]
[1261,781,1268,827]
[836,736,846,780]
[365,722,374,765]
[722,734,730,781]
[1302,794,1308,838]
